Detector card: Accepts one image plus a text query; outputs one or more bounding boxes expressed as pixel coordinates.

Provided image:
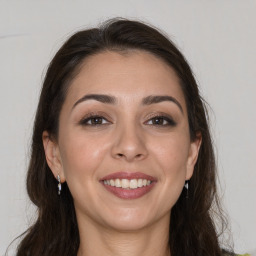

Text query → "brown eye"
[90,117,104,125]
[146,116,176,126]
[151,117,165,125]
[80,116,109,126]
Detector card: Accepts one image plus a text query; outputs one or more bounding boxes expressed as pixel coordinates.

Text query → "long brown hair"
[13,18,229,256]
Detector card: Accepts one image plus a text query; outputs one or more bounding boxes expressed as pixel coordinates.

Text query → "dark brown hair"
[13,18,229,256]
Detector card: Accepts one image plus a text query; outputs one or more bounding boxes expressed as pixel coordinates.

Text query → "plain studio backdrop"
[0,1,255,255]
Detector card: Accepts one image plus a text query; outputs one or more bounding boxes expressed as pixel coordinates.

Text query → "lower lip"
[101,182,156,199]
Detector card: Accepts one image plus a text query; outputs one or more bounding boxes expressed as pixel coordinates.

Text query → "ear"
[42,131,66,183]
[186,132,202,180]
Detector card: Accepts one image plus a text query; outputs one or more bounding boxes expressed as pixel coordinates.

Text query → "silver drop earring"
[57,175,61,195]
[184,180,189,199]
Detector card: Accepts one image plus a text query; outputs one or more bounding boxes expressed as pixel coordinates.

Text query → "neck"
[77,214,171,256]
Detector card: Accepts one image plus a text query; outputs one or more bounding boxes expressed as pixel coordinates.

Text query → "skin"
[43,50,201,256]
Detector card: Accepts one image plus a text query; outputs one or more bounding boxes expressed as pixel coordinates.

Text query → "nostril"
[133,153,143,160]
[115,153,143,160]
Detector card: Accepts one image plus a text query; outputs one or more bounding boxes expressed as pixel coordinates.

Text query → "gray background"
[0,1,255,255]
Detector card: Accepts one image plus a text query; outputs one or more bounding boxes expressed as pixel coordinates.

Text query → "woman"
[13,18,243,256]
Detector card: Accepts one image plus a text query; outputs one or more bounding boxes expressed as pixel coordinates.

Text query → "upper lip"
[100,172,157,181]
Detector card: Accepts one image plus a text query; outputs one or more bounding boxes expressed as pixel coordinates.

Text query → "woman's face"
[44,50,201,231]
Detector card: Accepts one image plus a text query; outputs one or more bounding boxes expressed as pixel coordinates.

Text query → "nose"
[111,124,148,162]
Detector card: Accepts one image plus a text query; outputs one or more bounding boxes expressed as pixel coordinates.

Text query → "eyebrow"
[72,94,183,113]
[142,95,183,113]
[72,94,116,109]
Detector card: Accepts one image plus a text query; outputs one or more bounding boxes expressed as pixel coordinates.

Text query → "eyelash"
[79,113,176,127]
[145,115,176,127]
[79,113,110,126]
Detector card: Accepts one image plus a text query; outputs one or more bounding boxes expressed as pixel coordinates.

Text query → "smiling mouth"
[103,178,152,189]
[100,172,157,199]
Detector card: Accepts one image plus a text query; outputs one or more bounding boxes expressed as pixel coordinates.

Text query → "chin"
[101,207,158,232]
[107,218,150,232]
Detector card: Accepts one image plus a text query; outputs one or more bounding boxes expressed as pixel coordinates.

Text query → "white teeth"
[129,179,138,189]
[115,179,121,187]
[121,179,129,188]
[103,178,152,189]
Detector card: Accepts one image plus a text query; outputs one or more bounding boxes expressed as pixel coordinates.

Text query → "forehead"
[65,50,186,109]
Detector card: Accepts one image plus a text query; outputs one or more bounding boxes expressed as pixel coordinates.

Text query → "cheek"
[59,132,110,181]
[152,134,190,172]
[58,132,112,212]
[143,134,190,215]
[151,133,190,192]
